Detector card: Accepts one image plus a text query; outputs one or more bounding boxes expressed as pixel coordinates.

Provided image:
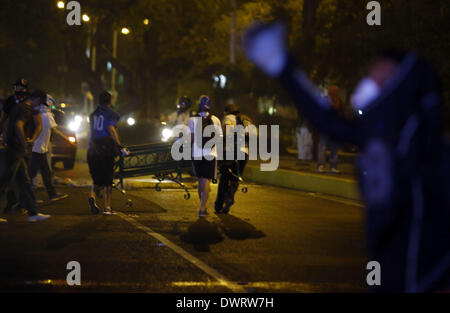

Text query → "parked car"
[51,109,77,169]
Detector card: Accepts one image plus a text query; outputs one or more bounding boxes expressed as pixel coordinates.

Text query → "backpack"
[196,113,214,147]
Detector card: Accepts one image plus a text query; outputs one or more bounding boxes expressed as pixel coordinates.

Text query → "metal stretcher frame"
[113,142,192,200]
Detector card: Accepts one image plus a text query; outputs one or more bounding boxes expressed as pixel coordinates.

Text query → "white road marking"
[115,212,247,293]
[171,281,363,292]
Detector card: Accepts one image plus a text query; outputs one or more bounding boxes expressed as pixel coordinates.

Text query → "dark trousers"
[0,149,37,216]
[215,158,248,210]
[29,152,56,198]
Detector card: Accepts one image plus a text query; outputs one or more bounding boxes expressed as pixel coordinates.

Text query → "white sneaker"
[28,213,51,222]
[330,168,341,174]
[317,165,326,173]
[103,208,114,215]
[0,218,7,223]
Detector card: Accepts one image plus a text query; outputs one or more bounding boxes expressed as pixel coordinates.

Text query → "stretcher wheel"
[184,193,190,200]
[126,199,133,208]
[241,187,248,193]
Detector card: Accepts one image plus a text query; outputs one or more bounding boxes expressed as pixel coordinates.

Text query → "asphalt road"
[0,162,368,293]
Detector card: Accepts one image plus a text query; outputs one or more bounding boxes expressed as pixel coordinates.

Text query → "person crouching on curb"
[87,91,125,215]
[188,95,222,217]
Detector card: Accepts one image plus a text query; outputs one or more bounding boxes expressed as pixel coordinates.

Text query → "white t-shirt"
[188,112,222,159]
[32,105,57,154]
[168,110,191,126]
[223,114,257,155]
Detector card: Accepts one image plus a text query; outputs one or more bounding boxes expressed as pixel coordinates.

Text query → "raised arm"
[243,23,363,147]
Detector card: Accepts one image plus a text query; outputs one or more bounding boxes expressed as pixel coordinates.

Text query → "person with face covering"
[243,23,449,292]
[0,78,37,214]
[0,90,51,222]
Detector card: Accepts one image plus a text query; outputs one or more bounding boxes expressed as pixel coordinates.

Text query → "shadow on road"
[216,214,265,240]
[180,218,224,252]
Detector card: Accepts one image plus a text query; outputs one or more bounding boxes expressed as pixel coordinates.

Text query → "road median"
[242,164,361,201]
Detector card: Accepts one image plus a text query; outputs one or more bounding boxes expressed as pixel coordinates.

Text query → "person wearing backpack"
[188,95,222,217]
[215,103,254,214]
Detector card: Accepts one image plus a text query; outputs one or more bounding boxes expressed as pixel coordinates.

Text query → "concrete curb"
[242,165,361,201]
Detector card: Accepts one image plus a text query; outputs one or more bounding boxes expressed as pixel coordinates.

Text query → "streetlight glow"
[121,27,130,35]
[82,14,90,22]
[57,1,65,9]
[143,19,150,26]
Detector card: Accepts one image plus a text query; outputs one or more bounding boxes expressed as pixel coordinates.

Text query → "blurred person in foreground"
[28,94,71,203]
[87,91,126,215]
[243,23,449,292]
[188,95,222,217]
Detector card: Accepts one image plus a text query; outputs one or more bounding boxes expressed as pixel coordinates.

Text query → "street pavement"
[0,162,368,293]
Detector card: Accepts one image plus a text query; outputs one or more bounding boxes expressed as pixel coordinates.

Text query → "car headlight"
[127,117,136,126]
[68,121,80,132]
[161,127,173,142]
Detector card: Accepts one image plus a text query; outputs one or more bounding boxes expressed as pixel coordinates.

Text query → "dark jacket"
[279,53,449,292]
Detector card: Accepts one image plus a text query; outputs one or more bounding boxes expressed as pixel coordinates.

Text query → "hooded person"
[243,22,449,292]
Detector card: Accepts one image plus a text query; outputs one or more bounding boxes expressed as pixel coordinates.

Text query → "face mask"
[15,91,29,102]
[350,77,380,112]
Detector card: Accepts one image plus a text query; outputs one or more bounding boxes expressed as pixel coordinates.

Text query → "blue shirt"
[89,105,120,145]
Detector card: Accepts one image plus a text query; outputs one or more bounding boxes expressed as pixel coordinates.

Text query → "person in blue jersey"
[87,91,123,215]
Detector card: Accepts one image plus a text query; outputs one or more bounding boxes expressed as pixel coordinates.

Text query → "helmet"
[198,95,211,112]
[224,103,239,115]
[177,96,192,111]
[13,78,28,90]
[46,94,56,107]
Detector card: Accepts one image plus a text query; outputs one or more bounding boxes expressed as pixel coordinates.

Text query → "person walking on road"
[0,78,32,214]
[0,91,51,222]
[188,95,222,217]
[28,93,70,202]
[215,103,254,214]
[87,91,124,215]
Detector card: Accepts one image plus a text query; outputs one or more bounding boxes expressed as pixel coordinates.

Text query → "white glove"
[243,22,288,77]
[120,148,130,157]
